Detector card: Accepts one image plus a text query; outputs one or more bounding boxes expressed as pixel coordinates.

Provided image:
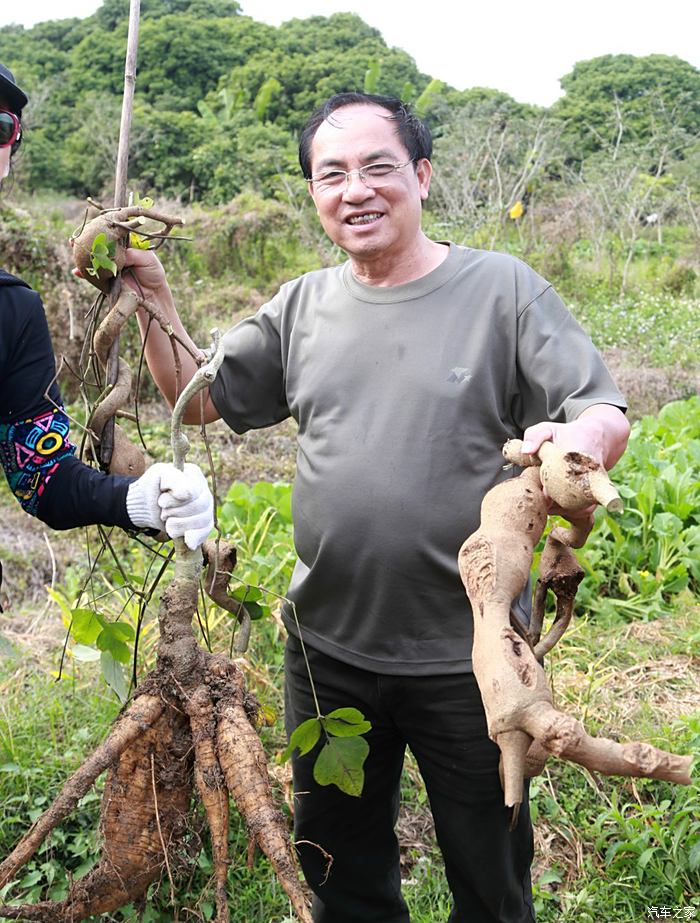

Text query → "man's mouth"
[346,212,383,226]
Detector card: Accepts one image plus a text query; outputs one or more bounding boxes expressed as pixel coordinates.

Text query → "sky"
[1,0,699,107]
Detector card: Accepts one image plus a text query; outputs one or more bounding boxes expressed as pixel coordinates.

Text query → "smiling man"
[132,92,629,923]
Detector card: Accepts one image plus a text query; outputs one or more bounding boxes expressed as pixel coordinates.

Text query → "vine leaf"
[313,736,369,797]
[96,622,136,663]
[280,708,372,796]
[280,717,322,762]
[88,231,117,278]
[100,650,127,702]
[322,707,372,737]
[70,608,106,645]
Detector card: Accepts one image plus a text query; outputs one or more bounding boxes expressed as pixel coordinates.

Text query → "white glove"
[126,462,214,551]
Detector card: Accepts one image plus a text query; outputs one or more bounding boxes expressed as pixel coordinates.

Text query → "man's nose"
[342,171,375,202]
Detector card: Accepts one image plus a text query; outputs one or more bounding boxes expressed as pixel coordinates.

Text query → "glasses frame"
[308,159,415,191]
[0,108,21,151]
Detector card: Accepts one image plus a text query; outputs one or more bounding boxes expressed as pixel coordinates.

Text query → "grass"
[567,288,700,371]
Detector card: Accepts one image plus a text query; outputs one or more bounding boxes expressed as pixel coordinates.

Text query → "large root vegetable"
[0,346,311,923]
[458,443,693,822]
[73,205,188,474]
[71,206,184,294]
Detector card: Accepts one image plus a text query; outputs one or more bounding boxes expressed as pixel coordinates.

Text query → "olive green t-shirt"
[210,244,625,674]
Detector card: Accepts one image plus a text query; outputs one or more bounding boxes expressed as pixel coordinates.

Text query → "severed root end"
[526,708,694,786]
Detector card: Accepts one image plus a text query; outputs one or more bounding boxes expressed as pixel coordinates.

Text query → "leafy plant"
[87,231,117,278]
[571,396,700,621]
[280,707,371,797]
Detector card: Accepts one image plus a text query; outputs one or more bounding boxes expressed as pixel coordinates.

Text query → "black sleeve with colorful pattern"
[0,273,134,530]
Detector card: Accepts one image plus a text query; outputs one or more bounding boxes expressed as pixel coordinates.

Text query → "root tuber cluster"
[458,440,693,822]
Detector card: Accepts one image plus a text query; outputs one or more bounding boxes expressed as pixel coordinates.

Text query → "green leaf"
[232,584,263,602]
[71,644,101,663]
[689,839,700,872]
[313,736,369,797]
[19,870,43,889]
[280,717,321,762]
[100,651,128,703]
[245,601,265,621]
[96,622,135,664]
[70,609,105,645]
[323,707,372,738]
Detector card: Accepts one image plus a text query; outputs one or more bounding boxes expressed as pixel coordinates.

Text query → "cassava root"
[0,341,311,922]
[458,445,693,821]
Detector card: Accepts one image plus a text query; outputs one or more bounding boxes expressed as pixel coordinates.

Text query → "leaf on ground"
[313,735,369,797]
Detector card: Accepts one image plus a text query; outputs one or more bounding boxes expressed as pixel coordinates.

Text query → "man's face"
[307,104,432,265]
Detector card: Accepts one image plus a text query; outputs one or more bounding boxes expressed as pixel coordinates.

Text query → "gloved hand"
[125,462,214,550]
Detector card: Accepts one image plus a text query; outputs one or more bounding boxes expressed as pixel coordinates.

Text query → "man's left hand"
[519,404,630,523]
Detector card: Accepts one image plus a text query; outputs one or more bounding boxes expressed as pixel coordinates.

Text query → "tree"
[552,54,700,159]
[429,105,562,250]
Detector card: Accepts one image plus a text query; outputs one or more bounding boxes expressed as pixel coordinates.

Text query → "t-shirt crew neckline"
[342,241,460,304]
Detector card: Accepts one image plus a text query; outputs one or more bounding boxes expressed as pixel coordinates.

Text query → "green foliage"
[281,708,371,797]
[553,54,700,159]
[530,717,700,921]
[574,397,700,621]
[569,289,700,368]
[217,480,295,608]
[87,231,117,278]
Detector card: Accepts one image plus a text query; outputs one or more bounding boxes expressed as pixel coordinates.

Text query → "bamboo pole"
[101,0,141,468]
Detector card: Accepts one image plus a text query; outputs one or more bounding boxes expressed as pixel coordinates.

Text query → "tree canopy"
[0,2,697,207]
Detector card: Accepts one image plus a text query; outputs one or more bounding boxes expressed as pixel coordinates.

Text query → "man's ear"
[416,158,432,202]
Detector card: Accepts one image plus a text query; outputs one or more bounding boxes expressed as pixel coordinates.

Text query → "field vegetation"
[0,0,698,919]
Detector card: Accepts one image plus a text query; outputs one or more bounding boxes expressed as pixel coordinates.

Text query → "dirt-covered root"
[202,539,251,652]
[83,285,147,476]
[0,694,163,890]
[218,701,312,923]
[529,533,585,661]
[0,701,193,922]
[186,684,230,923]
[459,462,692,814]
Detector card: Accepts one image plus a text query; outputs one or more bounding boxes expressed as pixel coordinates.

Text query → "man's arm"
[121,249,220,424]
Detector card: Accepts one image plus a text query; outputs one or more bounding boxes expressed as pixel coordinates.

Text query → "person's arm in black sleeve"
[36,455,135,530]
[0,284,135,529]
[1,277,215,546]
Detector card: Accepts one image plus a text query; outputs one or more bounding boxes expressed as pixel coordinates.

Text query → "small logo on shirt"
[447,367,472,384]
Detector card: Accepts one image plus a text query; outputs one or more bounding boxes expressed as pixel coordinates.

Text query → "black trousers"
[284,635,536,923]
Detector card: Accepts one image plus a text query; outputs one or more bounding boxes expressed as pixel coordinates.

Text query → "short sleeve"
[511,285,626,430]
[209,293,290,434]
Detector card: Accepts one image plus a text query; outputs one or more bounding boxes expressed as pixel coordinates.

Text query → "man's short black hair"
[299,92,432,179]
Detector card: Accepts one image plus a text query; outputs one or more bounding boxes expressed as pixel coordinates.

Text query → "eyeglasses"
[0,109,21,151]
[308,160,415,191]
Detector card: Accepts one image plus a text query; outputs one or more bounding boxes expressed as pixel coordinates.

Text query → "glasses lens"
[0,111,18,148]
[364,164,396,183]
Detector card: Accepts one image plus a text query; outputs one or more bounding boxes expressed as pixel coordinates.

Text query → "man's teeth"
[348,213,381,225]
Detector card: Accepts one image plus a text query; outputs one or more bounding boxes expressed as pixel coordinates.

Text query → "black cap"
[0,63,28,116]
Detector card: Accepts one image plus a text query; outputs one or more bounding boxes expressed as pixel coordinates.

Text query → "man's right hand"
[121,247,169,300]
